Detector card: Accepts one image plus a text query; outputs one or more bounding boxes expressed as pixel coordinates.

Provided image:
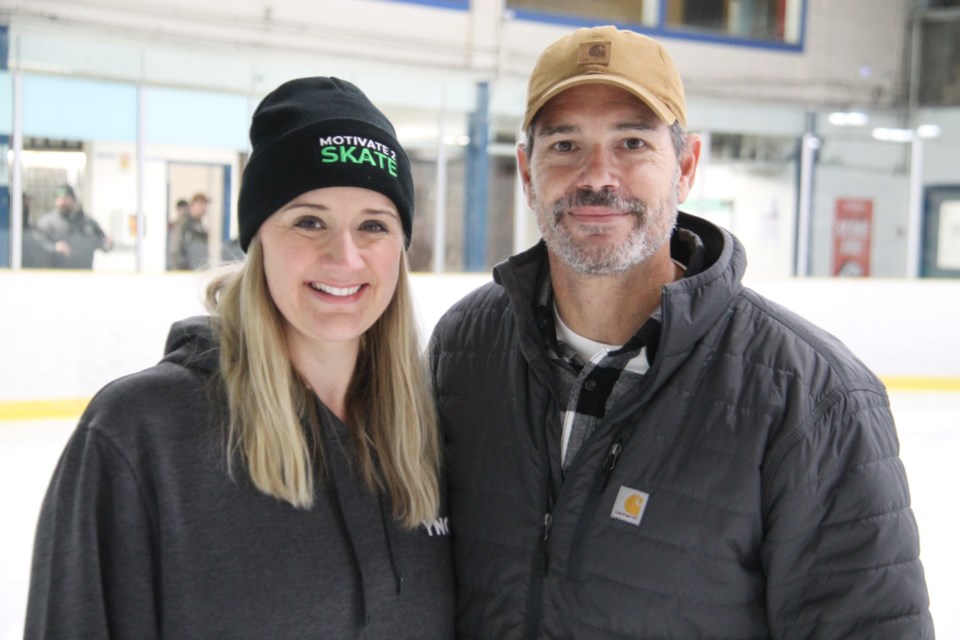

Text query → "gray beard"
[533,183,679,276]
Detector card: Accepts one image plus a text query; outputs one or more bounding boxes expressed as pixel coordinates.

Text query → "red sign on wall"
[832,198,873,277]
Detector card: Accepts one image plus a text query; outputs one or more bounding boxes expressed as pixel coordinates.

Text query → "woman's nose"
[324,230,364,269]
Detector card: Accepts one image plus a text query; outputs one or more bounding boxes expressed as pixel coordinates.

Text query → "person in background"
[35,184,113,269]
[25,76,453,639]
[165,198,190,270]
[21,192,55,268]
[429,26,933,638]
[168,192,211,270]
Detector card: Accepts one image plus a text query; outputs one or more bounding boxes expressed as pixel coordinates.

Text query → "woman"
[25,77,453,639]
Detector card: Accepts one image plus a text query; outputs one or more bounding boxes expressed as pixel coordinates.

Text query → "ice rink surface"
[2,391,957,639]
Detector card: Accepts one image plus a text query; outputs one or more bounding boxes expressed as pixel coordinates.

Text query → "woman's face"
[258,187,404,354]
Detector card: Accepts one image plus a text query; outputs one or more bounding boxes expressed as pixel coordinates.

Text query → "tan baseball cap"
[522,26,687,131]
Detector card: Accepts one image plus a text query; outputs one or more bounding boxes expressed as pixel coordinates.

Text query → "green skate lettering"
[320,144,398,177]
[320,146,339,163]
[357,148,375,166]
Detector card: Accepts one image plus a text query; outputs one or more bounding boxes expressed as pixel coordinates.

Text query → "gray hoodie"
[25,316,454,639]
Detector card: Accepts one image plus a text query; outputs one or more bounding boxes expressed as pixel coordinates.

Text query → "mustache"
[550,189,648,217]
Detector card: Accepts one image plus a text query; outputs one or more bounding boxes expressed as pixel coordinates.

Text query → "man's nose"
[577,145,620,193]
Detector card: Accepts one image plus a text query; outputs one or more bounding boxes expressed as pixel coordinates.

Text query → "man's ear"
[517,142,534,208]
[676,132,702,204]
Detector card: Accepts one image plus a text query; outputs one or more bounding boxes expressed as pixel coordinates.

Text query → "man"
[36,184,113,269]
[21,192,56,268]
[168,192,210,270]
[429,26,933,638]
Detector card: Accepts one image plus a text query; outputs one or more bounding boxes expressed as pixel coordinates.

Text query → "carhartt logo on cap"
[578,41,611,66]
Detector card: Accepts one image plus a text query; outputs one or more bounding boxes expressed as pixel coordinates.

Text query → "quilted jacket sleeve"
[760,384,934,639]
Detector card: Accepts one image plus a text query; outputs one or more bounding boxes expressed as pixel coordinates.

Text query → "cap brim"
[522,74,679,131]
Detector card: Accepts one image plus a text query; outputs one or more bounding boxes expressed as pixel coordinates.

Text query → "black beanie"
[238,77,414,251]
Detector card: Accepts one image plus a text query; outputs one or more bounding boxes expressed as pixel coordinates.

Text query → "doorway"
[166,162,231,270]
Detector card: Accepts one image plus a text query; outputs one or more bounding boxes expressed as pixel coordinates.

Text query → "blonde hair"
[205,237,440,527]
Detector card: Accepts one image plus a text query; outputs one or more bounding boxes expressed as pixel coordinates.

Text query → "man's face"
[55,195,75,215]
[518,84,698,276]
[189,199,208,219]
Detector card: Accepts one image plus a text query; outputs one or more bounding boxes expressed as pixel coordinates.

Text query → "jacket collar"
[491,212,746,386]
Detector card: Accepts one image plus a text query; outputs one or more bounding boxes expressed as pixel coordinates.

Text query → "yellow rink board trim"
[880,376,960,392]
[1,376,959,422]
[0,398,90,421]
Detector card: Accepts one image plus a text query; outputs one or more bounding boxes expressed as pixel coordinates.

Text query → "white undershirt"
[553,306,650,463]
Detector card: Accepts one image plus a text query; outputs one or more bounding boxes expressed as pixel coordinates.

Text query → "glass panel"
[408,146,467,273]
[144,87,249,149]
[664,0,803,44]
[21,146,133,271]
[922,186,960,277]
[165,166,227,271]
[22,76,137,142]
[507,0,802,45]
[506,0,655,26]
[487,154,517,268]
[1,135,9,269]
[0,71,11,137]
[808,130,911,277]
[918,18,960,107]
[408,150,442,272]
[690,132,798,278]
[390,103,471,274]
[18,74,138,271]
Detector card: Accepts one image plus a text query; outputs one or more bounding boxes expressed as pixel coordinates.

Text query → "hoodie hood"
[161,315,220,374]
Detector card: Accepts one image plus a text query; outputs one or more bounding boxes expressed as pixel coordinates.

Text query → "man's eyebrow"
[536,124,578,138]
[614,120,659,133]
[536,120,659,138]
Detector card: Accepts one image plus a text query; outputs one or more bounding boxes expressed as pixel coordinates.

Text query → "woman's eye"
[360,220,390,233]
[294,216,324,230]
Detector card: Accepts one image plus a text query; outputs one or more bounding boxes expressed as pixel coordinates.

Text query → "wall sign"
[832,198,873,277]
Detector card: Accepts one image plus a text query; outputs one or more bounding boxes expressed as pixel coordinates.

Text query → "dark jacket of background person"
[167,214,209,270]
[35,205,110,269]
[25,317,455,639]
[21,213,56,268]
[430,212,933,639]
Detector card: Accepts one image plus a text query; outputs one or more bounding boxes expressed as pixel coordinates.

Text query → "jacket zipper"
[539,512,553,574]
[523,397,555,640]
[562,366,657,581]
[521,337,652,636]
[524,430,623,637]
[568,432,627,579]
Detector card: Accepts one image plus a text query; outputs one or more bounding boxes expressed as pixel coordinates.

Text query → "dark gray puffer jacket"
[430,213,933,639]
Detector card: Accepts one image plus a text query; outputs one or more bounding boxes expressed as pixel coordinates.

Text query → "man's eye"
[551,140,575,152]
[624,138,646,150]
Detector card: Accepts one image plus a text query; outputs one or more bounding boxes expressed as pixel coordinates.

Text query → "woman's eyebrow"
[281,202,329,213]
[361,208,400,219]
[283,203,398,219]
